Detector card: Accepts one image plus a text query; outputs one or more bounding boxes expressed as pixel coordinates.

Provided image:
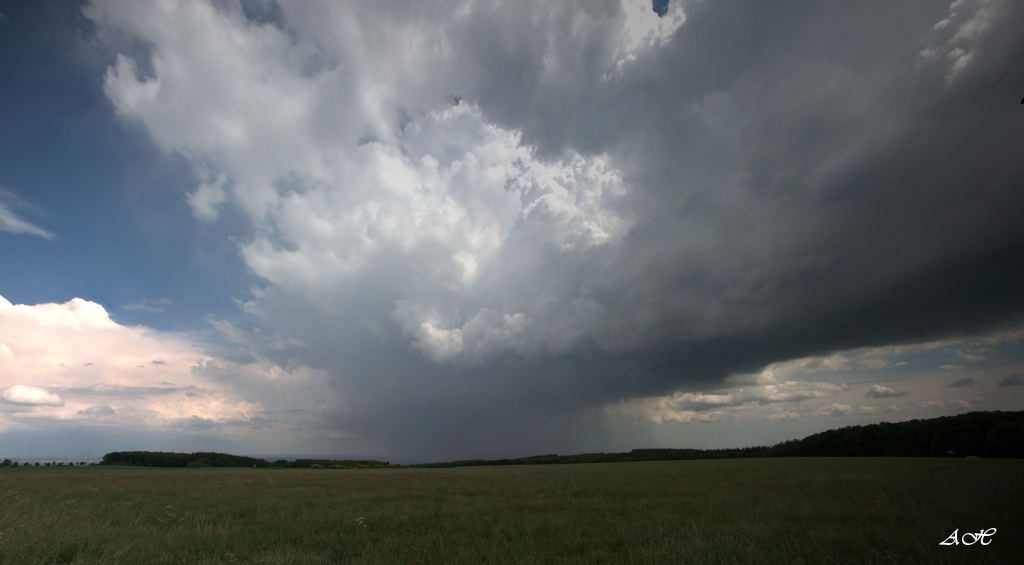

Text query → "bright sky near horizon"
[1,0,1023,463]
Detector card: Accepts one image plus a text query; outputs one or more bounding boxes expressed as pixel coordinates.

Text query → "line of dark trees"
[411,410,1024,468]
[101,451,272,468]
[99,451,393,469]
[270,458,395,469]
[409,447,770,468]
[1,460,90,467]
[93,410,1023,469]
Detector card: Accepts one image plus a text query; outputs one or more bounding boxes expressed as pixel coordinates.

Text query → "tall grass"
[0,458,1019,564]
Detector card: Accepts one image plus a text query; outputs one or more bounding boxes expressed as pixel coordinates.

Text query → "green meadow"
[0,458,1020,564]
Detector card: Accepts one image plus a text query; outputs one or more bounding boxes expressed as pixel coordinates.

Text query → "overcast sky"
[1,0,1022,463]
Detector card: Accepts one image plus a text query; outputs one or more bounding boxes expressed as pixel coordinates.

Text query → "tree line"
[412,410,1024,467]
[98,451,393,469]
[101,451,272,468]
[766,409,1023,458]
[25,410,1018,470]
[2,459,90,467]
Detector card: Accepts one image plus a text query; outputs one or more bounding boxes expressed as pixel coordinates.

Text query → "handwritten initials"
[940,528,996,546]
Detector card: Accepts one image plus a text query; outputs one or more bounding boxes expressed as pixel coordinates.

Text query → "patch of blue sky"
[0,2,252,332]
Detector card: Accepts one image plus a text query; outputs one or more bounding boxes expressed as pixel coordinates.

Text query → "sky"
[1,0,1023,464]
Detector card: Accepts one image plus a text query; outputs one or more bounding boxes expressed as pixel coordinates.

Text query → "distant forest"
[99,452,394,469]
[414,410,1023,467]
[93,410,1023,469]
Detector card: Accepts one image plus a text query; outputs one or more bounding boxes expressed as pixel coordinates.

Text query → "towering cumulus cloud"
[82,0,1024,460]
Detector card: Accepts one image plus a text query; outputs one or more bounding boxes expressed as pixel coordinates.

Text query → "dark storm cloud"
[272,0,1024,460]
[85,0,1024,461]
[456,0,1024,375]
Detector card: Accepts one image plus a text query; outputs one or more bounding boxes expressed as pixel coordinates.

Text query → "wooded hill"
[766,409,1023,458]
[97,410,1023,469]
[411,410,1024,467]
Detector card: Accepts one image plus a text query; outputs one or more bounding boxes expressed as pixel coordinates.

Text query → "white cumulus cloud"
[0,294,327,449]
[2,385,65,407]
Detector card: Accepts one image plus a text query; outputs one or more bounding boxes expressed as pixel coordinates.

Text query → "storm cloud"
[80,0,1024,460]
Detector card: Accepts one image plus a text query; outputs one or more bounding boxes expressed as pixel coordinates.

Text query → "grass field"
[0,458,1020,564]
